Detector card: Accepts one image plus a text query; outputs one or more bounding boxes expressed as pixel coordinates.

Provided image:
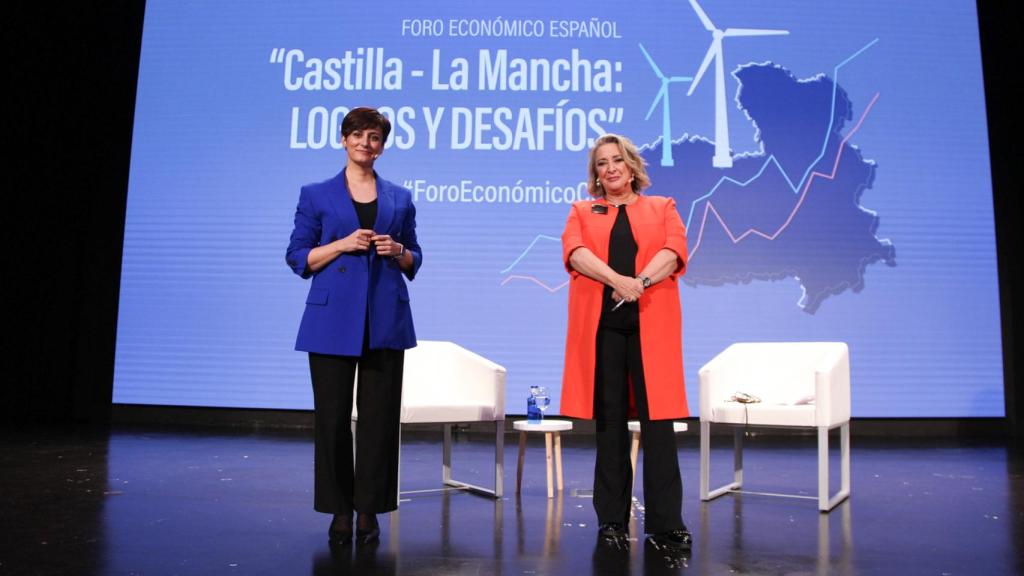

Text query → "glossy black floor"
[2,425,1021,576]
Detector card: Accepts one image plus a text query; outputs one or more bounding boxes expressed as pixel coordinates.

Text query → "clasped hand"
[610,274,644,303]
[338,229,402,257]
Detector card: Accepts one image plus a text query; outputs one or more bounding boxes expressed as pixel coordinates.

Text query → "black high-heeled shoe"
[597,522,629,549]
[328,513,353,545]
[355,513,380,545]
[644,529,692,553]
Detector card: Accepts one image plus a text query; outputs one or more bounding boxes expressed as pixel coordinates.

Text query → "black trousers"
[593,327,684,534]
[308,346,404,515]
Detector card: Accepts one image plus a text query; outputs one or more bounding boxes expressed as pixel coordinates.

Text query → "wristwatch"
[393,244,406,260]
[638,275,651,288]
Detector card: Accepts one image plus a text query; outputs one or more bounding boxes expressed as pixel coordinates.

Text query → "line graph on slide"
[687,91,879,259]
[498,234,567,292]
[499,274,568,292]
[499,235,561,275]
[680,38,878,231]
[500,39,883,307]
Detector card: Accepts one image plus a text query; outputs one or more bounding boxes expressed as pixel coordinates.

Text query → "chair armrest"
[814,343,850,427]
[449,345,507,418]
[699,345,742,421]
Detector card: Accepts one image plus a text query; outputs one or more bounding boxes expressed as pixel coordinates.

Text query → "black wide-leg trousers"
[308,346,404,515]
[593,327,685,534]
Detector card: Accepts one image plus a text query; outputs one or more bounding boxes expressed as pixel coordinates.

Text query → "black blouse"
[352,198,378,230]
[599,205,639,330]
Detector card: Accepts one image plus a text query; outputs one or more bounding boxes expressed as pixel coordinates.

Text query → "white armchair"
[353,340,506,499]
[698,342,851,512]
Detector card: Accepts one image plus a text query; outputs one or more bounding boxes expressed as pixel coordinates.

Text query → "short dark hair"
[341,107,392,144]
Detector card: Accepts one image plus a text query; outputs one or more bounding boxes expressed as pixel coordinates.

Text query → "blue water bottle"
[527,386,542,423]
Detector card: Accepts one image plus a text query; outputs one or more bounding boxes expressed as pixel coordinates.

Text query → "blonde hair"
[586,133,651,198]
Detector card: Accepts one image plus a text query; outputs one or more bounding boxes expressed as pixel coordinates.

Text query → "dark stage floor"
[1,424,1021,575]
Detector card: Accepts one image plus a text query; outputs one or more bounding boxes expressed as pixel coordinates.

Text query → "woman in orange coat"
[561,133,691,553]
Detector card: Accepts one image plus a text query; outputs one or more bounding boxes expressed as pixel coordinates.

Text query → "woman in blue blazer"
[286,107,422,545]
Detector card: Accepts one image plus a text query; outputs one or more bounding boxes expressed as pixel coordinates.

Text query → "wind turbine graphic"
[686,0,789,168]
[639,43,692,167]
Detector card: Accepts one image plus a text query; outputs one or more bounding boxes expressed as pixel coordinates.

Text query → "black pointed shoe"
[645,529,692,553]
[597,522,629,549]
[328,514,353,545]
[355,513,380,545]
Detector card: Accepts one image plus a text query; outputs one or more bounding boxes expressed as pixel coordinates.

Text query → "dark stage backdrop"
[6,1,144,425]
[110,0,1004,417]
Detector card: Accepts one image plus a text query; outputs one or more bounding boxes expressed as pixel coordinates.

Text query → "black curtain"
[4,1,143,426]
[978,2,1024,439]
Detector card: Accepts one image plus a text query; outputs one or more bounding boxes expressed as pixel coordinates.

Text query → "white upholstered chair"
[698,342,851,512]
[353,340,506,499]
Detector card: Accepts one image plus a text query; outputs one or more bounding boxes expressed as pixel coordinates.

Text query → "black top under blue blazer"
[286,169,422,355]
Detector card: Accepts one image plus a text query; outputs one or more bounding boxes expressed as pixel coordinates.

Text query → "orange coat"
[560,195,689,420]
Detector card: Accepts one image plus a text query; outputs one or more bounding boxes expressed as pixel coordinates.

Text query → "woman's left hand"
[610,275,644,303]
[371,234,403,258]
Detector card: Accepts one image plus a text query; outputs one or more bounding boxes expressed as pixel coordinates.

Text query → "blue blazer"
[286,169,422,355]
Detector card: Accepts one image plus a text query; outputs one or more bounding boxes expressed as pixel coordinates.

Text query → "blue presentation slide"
[114,0,1003,417]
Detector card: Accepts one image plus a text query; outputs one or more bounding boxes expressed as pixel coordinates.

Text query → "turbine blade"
[723,28,789,37]
[645,86,667,121]
[688,0,716,32]
[687,40,718,96]
[669,76,693,83]
[638,43,665,79]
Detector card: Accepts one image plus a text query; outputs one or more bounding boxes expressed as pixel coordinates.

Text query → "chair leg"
[443,424,453,485]
[819,422,852,512]
[396,424,403,507]
[436,422,504,499]
[818,426,829,512]
[544,432,554,498]
[733,427,744,489]
[841,421,850,499]
[516,431,526,495]
[390,507,401,552]
[700,421,851,511]
[702,421,744,501]
[494,419,505,498]
[824,421,852,512]
[554,431,563,492]
[351,418,358,463]
[700,420,710,501]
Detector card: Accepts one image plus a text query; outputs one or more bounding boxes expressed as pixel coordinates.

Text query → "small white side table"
[513,419,573,498]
